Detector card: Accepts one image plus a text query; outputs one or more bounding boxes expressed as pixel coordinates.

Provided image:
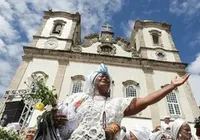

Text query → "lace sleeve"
[110,97,134,124]
[58,92,86,115]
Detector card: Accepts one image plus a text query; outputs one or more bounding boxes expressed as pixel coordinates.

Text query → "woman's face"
[94,73,110,96]
[178,123,192,140]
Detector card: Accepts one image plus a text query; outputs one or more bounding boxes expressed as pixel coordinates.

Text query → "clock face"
[45,38,58,49]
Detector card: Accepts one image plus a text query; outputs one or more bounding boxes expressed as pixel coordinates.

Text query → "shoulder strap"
[73,95,89,111]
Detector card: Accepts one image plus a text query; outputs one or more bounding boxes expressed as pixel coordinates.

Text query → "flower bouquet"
[0,126,21,140]
[24,75,61,140]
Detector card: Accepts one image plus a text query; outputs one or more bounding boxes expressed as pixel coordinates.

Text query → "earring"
[179,134,182,137]
[107,90,111,97]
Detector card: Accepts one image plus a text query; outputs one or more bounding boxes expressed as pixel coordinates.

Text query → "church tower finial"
[101,24,113,32]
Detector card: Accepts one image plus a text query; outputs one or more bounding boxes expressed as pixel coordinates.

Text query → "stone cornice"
[139,46,179,53]
[23,46,187,73]
[134,19,171,32]
[44,10,81,23]
[33,35,73,42]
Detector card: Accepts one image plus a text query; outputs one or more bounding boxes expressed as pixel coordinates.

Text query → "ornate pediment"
[97,43,116,55]
[82,33,99,47]
[71,45,82,52]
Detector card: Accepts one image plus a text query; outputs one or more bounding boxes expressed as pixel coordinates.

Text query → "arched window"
[52,23,62,34]
[166,92,181,115]
[122,80,139,98]
[28,71,48,85]
[72,81,83,93]
[25,71,48,92]
[126,85,137,97]
[71,75,85,94]
[152,33,159,45]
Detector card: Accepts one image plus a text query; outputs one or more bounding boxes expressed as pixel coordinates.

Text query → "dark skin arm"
[124,74,190,116]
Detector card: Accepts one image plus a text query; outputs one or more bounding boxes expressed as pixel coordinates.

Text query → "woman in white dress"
[55,63,190,140]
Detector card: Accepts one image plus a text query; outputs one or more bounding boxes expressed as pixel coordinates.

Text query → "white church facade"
[1,10,200,133]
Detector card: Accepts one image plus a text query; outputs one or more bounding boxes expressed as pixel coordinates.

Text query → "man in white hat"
[162,116,171,129]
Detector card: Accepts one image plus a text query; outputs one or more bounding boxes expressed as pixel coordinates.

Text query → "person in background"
[171,119,192,140]
[125,126,151,140]
[25,127,36,140]
[162,116,171,131]
[194,116,200,138]
[0,114,7,127]
[152,125,162,133]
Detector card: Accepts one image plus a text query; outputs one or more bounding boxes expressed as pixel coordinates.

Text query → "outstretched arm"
[124,74,190,117]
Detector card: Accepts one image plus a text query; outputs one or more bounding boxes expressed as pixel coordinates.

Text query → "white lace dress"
[59,93,133,140]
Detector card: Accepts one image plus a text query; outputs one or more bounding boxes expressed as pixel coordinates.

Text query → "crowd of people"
[121,116,197,140]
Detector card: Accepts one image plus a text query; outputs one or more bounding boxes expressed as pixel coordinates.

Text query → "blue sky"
[0,0,200,104]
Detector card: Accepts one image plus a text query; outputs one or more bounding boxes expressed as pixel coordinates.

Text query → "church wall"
[35,38,69,50]
[135,32,140,51]
[147,49,176,61]
[18,58,59,89]
[152,70,194,122]
[41,17,73,38]
[142,27,172,50]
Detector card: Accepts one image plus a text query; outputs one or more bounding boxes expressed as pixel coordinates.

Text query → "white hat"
[129,126,151,140]
[163,116,171,120]
[150,131,163,140]
[86,63,112,94]
[171,119,187,139]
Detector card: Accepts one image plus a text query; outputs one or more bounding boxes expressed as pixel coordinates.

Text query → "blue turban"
[86,63,112,94]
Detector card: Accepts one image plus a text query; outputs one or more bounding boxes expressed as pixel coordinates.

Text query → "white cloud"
[0,15,19,43]
[0,0,123,97]
[187,53,200,106]
[120,20,135,39]
[169,0,200,16]
[0,0,13,21]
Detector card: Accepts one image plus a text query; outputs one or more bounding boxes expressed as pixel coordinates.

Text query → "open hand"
[171,73,190,88]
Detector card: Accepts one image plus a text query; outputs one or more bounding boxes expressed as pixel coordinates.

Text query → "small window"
[152,33,159,45]
[156,52,165,60]
[166,92,181,115]
[51,20,66,35]
[52,23,62,34]
[97,44,116,55]
[72,81,83,94]
[126,85,137,97]
[149,30,162,46]
[71,75,85,94]
[101,46,112,53]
